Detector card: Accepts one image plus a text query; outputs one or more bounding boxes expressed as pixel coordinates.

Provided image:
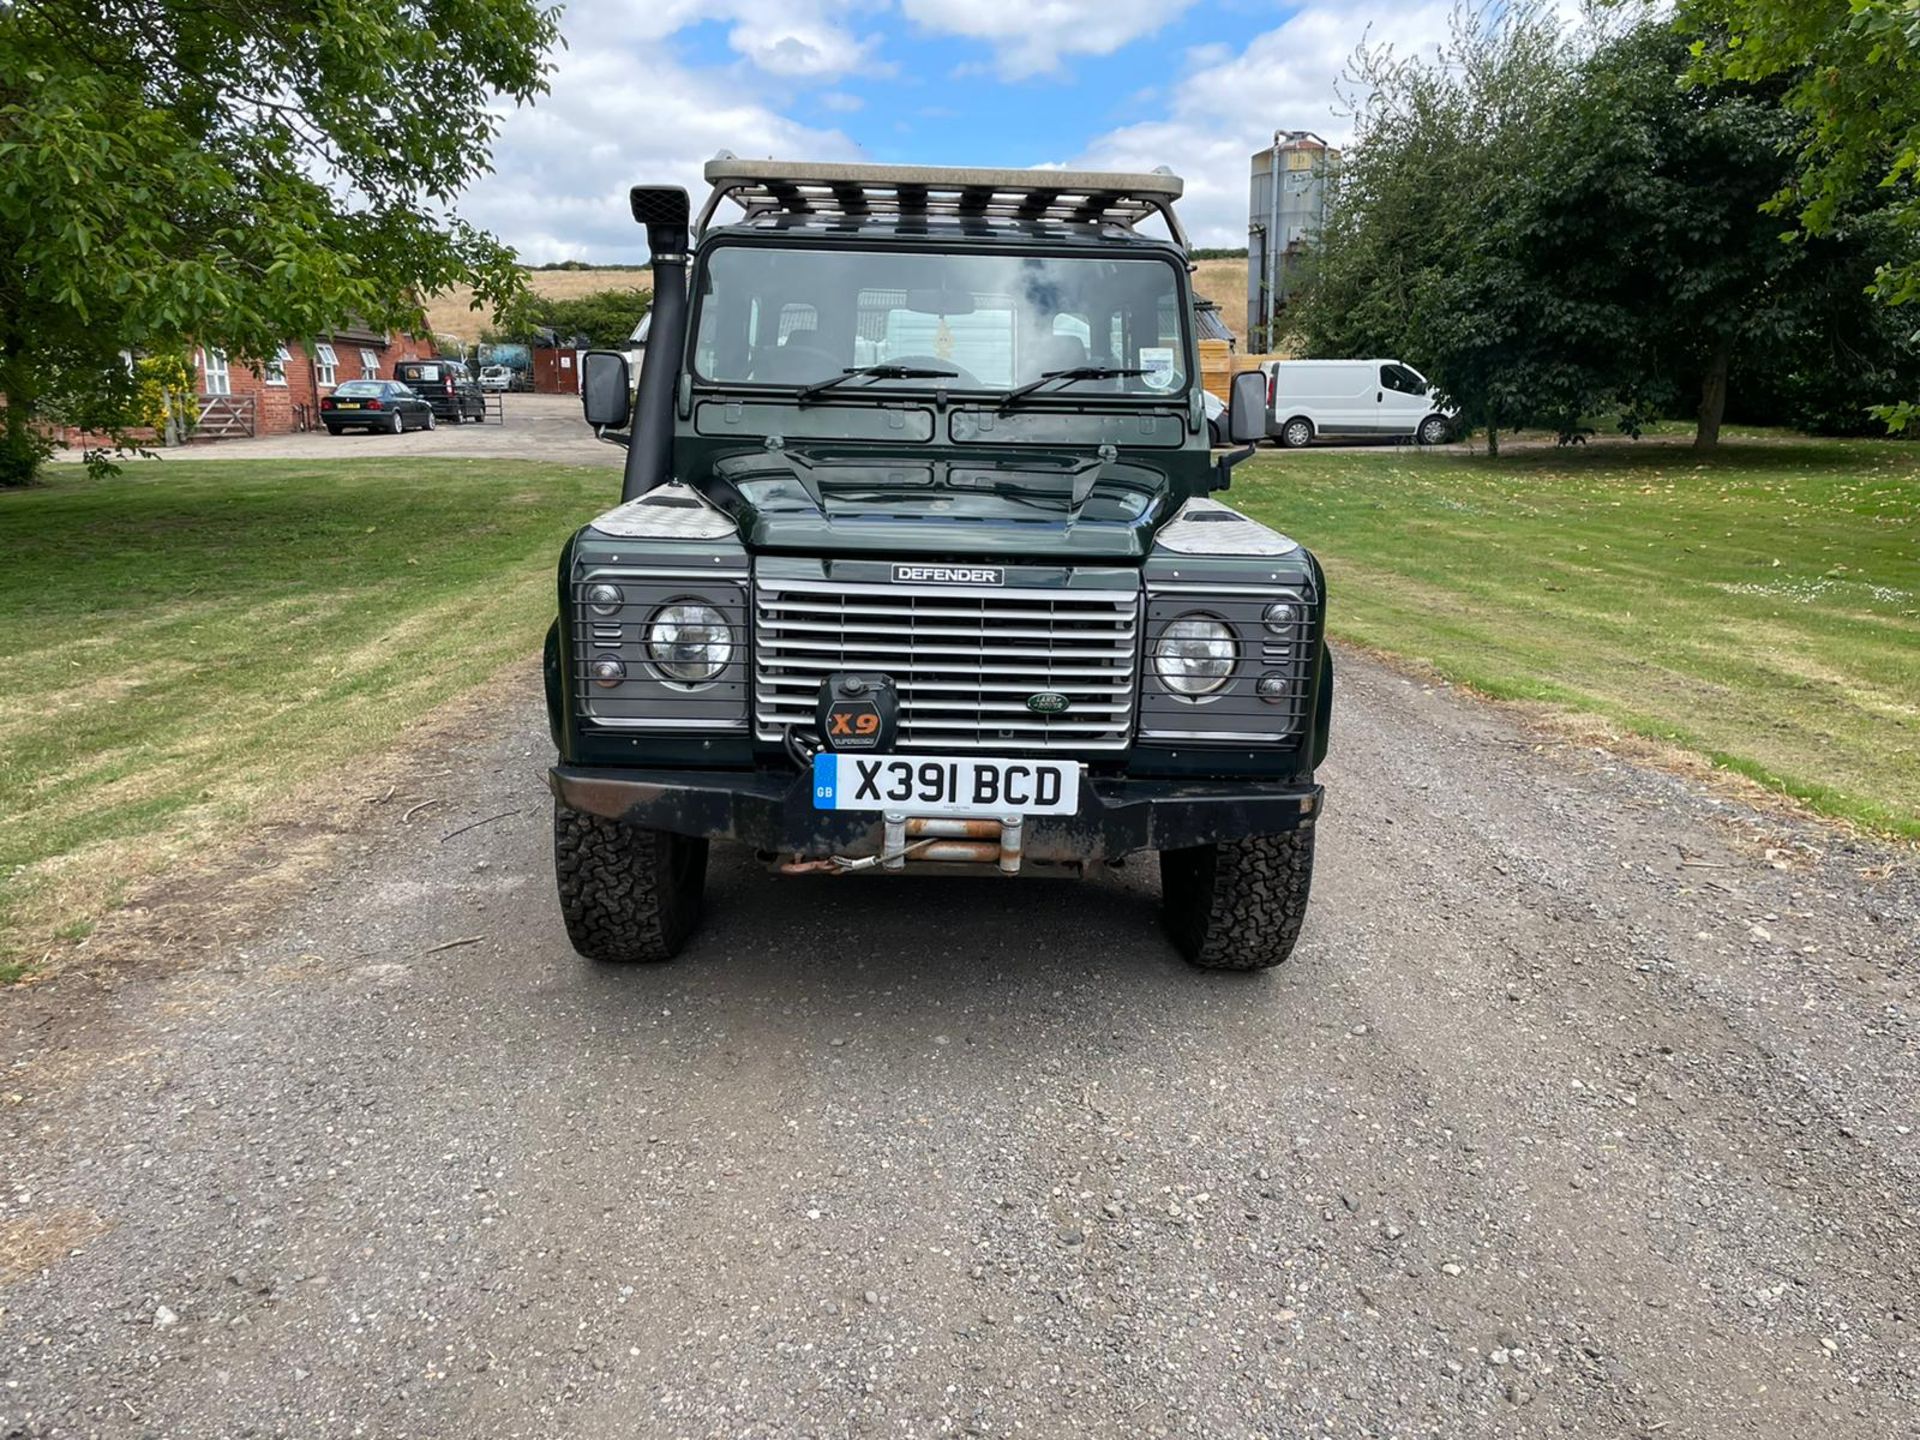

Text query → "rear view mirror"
[1228,370,1267,445]
[581,350,631,429]
[904,287,976,316]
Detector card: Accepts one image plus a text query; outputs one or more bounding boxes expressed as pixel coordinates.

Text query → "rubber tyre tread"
[552,801,708,963]
[1160,828,1316,971]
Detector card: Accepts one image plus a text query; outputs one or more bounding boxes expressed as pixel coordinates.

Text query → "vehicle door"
[1376,363,1430,433]
[1307,366,1370,436]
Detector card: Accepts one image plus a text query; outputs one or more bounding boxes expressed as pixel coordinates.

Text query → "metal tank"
[1246,131,1339,351]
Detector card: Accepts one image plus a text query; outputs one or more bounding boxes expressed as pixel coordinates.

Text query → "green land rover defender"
[544,158,1331,969]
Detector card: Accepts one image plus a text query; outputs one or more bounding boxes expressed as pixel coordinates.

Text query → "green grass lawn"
[1231,436,1920,837]
[0,458,612,978]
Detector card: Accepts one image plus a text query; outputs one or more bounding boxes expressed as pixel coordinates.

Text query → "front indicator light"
[1153,614,1236,697]
[590,655,626,688]
[1263,599,1300,631]
[647,602,732,684]
[1256,672,1290,701]
[587,582,624,614]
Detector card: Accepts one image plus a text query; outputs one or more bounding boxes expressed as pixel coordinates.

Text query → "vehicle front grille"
[753,574,1141,752]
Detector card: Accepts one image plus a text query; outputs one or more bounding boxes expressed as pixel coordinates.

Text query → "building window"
[359,348,381,380]
[314,343,339,388]
[264,344,292,386]
[199,348,231,396]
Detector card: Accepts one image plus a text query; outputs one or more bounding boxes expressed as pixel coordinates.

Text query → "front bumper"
[550,764,1322,863]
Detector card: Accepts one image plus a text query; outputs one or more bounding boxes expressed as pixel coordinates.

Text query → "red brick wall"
[189,333,444,441]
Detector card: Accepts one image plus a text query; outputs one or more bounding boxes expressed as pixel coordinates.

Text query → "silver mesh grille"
[753,575,1140,752]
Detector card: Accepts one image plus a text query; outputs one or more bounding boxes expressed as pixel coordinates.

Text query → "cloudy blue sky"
[461,0,1453,262]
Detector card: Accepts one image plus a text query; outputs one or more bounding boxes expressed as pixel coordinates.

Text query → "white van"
[1260,359,1454,448]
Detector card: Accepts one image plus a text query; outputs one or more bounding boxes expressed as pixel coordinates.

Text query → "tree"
[1526,23,1811,447]
[0,0,560,484]
[1290,6,1916,447]
[1679,0,1920,428]
[1288,4,1578,454]
[487,287,653,350]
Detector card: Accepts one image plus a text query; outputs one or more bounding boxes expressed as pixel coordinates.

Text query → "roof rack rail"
[694,156,1190,250]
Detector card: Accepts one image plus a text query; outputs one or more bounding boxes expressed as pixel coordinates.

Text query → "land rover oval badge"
[1027,692,1071,715]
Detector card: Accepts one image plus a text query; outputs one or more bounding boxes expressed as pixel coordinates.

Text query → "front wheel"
[1160,828,1317,971]
[553,802,708,963]
[1416,414,1451,446]
[1279,417,1314,449]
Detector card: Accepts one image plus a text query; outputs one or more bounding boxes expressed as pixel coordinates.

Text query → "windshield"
[692,245,1191,398]
[333,380,388,397]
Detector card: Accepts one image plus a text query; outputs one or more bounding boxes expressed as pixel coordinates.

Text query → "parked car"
[478,364,514,392]
[319,379,435,435]
[1260,359,1454,447]
[550,159,1328,972]
[394,358,487,422]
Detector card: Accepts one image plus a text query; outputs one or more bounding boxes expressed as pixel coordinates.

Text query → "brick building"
[191,327,441,441]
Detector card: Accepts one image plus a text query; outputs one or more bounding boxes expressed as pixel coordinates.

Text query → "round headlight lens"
[646,602,732,684]
[1263,599,1299,632]
[1154,614,1237,697]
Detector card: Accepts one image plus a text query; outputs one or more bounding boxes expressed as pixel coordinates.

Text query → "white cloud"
[462,44,861,264]
[1067,2,1454,247]
[900,0,1197,79]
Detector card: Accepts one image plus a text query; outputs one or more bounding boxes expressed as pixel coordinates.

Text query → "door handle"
[1376,392,1384,402]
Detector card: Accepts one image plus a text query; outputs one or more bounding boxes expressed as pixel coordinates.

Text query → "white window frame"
[199,348,231,397]
[264,344,292,387]
[314,343,339,388]
[359,348,381,380]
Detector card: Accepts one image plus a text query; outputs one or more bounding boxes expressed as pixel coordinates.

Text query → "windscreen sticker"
[1139,346,1176,390]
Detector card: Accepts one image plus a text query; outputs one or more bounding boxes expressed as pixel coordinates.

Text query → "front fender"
[543,617,563,749]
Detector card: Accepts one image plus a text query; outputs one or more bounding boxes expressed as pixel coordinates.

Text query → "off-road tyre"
[1416,413,1450,446]
[1279,417,1314,449]
[552,801,708,963]
[1160,827,1316,971]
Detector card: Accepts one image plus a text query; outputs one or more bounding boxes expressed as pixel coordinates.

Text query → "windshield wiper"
[796,363,959,402]
[999,365,1148,409]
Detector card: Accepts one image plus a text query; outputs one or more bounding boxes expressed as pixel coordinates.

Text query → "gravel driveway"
[3,652,1915,1438]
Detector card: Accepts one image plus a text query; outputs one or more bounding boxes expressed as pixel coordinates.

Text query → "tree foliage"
[1288,5,1575,453]
[1289,4,1919,447]
[0,0,561,484]
[486,287,652,350]
[1678,0,1920,427]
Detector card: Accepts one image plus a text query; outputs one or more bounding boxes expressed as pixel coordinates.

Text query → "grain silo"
[1247,131,1339,351]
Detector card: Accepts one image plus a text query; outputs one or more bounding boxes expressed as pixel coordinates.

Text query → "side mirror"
[581,350,632,429]
[1228,370,1267,445]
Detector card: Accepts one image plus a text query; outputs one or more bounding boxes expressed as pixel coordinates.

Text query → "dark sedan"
[319,380,435,435]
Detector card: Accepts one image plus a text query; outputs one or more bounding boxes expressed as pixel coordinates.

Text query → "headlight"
[646,601,732,684]
[1153,614,1236,697]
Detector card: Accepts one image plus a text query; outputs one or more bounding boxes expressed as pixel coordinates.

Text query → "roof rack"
[695,156,1190,250]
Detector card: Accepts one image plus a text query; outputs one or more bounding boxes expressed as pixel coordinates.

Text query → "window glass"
[265,344,292,386]
[692,246,1189,396]
[359,349,381,379]
[314,343,338,388]
[333,380,387,397]
[1380,363,1426,395]
[199,348,231,396]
